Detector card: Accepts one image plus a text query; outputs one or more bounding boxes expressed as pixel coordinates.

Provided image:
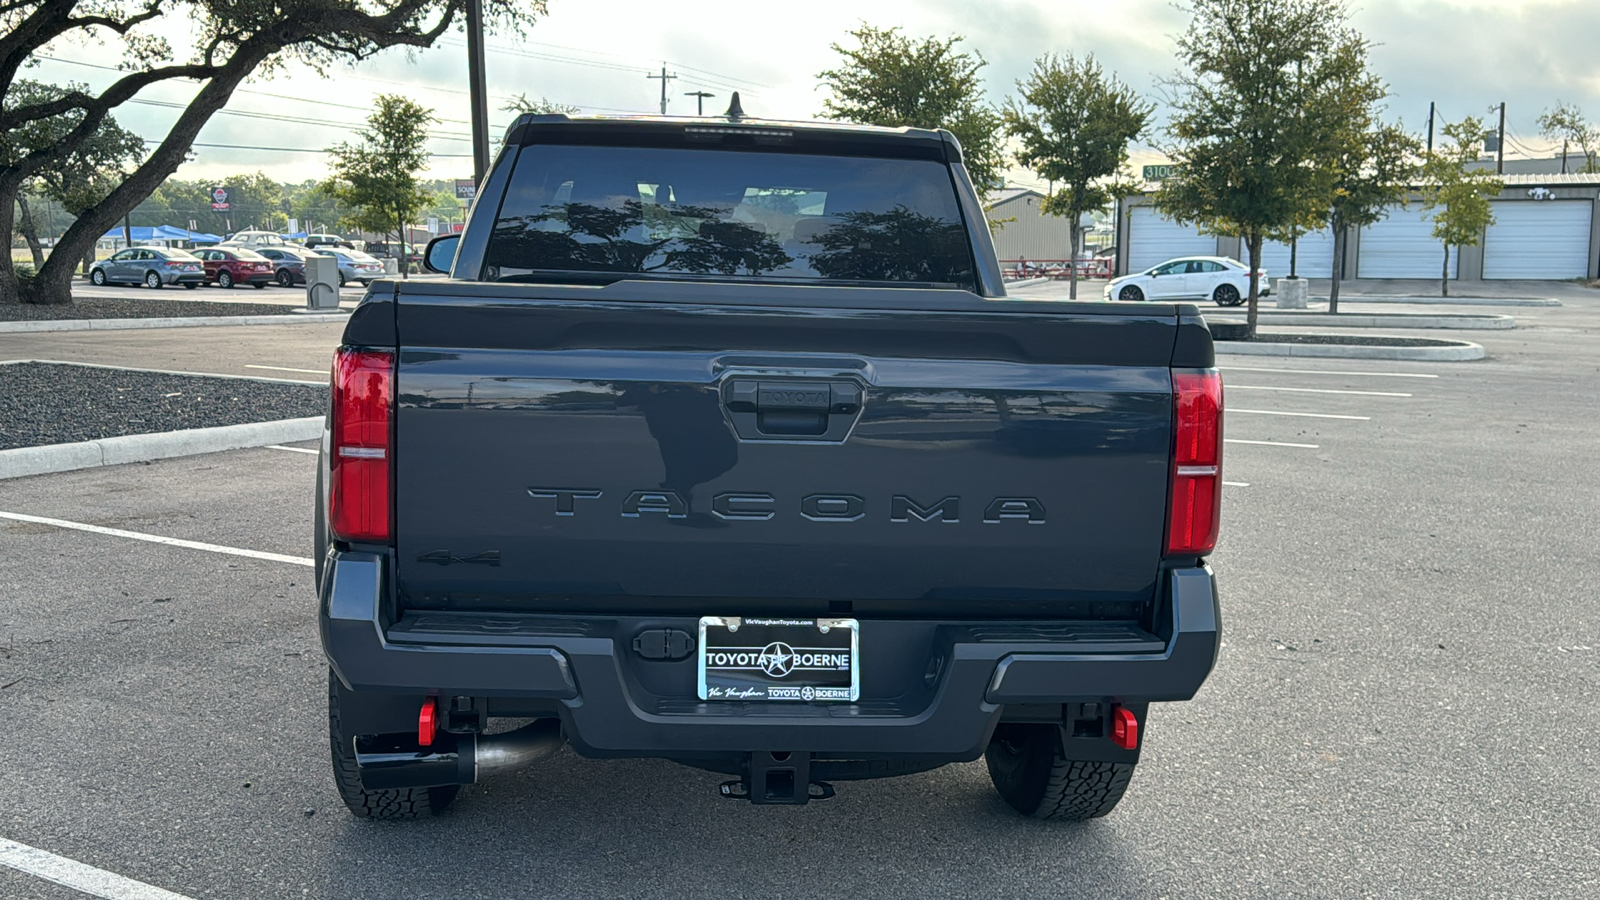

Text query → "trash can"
[304,256,340,310]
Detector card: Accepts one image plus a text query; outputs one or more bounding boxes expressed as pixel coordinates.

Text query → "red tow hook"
[418,698,438,747]
[1110,706,1139,750]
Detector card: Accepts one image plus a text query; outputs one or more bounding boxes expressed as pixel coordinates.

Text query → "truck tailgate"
[389,282,1181,617]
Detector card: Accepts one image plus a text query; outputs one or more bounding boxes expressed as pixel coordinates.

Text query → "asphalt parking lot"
[2,287,1598,898]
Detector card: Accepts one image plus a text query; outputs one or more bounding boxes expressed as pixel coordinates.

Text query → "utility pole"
[1426,101,1435,155]
[465,0,490,185]
[647,65,677,115]
[1496,101,1506,175]
[684,90,715,116]
[1562,139,1569,175]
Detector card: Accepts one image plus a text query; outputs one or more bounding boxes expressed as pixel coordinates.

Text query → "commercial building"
[1116,173,1600,281]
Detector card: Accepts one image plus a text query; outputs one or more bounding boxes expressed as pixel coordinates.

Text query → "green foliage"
[817,25,1005,190]
[324,95,436,269]
[1421,117,1500,295]
[1156,0,1373,332]
[1,80,144,217]
[1537,102,1600,173]
[1004,53,1150,296]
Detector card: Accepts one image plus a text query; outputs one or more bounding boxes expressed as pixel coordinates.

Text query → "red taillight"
[329,348,394,543]
[1165,369,1223,556]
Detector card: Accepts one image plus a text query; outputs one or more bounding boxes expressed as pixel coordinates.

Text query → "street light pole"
[466,0,490,185]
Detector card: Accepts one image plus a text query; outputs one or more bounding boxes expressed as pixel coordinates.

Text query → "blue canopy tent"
[100,224,223,244]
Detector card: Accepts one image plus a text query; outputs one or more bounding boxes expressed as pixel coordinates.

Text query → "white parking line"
[245,364,325,375]
[1229,385,1412,398]
[0,511,313,568]
[1220,365,1438,379]
[0,836,196,900]
[266,444,319,455]
[1225,438,1320,449]
[1223,481,1250,487]
[1227,408,1370,421]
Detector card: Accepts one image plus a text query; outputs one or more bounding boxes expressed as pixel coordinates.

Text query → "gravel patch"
[0,295,301,321]
[1213,330,1470,347]
[0,362,326,450]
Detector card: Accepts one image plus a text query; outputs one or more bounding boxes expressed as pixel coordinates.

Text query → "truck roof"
[502,111,963,163]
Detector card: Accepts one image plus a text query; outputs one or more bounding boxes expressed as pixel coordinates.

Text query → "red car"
[195,247,275,288]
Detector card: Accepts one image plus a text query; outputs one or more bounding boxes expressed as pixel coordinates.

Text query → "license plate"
[697,616,859,702]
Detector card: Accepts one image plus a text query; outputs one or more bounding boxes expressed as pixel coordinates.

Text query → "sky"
[28,0,1600,191]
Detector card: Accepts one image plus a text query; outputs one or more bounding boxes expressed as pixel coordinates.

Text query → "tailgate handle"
[723,380,862,441]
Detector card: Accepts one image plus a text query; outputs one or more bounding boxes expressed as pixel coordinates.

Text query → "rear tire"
[277,269,294,287]
[218,270,234,289]
[984,724,1134,821]
[253,282,266,289]
[1213,283,1244,306]
[328,670,460,819]
[183,282,197,290]
[1118,285,1144,302]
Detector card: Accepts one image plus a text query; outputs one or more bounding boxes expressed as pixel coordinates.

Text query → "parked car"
[194,247,275,288]
[222,230,289,250]
[304,233,355,250]
[256,246,324,287]
[1104,256,1266,305]
[315,247,385,286]
[88,247,205,289]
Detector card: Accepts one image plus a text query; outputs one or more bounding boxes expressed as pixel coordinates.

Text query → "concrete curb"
[1216,337,1485,362]
[0,312,349,334]
[1331,295,1560,307]
[1207,312,1514,330]
[0,416,323,480]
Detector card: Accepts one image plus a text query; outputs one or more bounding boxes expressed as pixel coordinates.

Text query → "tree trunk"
[1441,244,1450,297]
[1067,221,1078,300]
[15,197,45,267]
[1328,223,1344,315]
[1246,232,1262,339]
[0,43,274,305]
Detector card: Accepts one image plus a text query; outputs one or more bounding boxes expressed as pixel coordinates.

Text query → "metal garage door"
[1483,200,1593,279]
[1359,206,1457,279]
[1261,228,1336,278]
[1128,206,1216,273]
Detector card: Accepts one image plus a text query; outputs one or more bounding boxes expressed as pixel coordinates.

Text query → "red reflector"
[1111,706,1138,750]
[329,348,393,543]
[1166,369,1223,555]
[419,698,436,747]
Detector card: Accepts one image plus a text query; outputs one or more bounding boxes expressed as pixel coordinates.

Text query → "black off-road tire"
[1214,283,1243,306]
[1118,285,1144,302]
[984,723,1134,821]
[328,670,460,819]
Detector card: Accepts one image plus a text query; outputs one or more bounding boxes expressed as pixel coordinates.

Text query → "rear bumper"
[320,553,1219,760]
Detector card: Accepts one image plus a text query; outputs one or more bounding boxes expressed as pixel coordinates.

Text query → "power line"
[146,139,472,157]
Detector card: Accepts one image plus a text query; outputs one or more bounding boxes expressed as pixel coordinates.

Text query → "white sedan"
[1103,256,1265,306]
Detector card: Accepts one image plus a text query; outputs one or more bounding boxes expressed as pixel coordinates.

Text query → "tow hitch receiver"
[720,751,835,804]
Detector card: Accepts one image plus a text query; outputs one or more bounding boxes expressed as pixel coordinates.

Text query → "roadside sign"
[427,217,440,234]
[1142,165,1178,181]
[454,179,477,201]
[288,218,299,234]
[209,185,232,211]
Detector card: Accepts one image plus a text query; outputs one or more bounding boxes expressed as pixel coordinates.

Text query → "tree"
[1537,102,1599,173]
[0,0,545,305]
[1421,117,1500,298]
[3,80,143,268]
[325,95,436,278]
[1327,124,1419,312]
[817,25,1005,191]
[1155,0,1367,337]
[1004,53,1151,299]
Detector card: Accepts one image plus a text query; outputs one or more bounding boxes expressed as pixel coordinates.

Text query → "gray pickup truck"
[317,107,1222,822]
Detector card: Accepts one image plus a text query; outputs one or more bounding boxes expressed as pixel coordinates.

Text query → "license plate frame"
[697,616,859,702]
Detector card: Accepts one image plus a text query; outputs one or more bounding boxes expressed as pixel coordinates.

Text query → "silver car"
[257,246,324,287]
[316,248,386,286]
[89,247,206,289]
